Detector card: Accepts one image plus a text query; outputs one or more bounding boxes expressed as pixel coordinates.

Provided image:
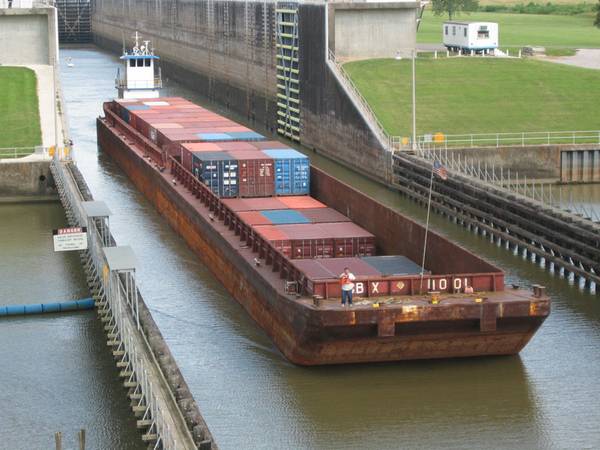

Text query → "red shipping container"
[293,257,381,280]
[222,196,323,212]
[300,207,350,224]
[236,211,273,226]
[226,149,274,198]
[184,142,259,152]
[278,196,326,209]
[252,225,333,259]
[252,223,374,259]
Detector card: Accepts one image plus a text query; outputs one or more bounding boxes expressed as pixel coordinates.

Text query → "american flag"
[433,160,448,180]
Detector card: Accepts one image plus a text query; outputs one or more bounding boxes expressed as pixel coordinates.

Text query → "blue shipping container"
[226,131,266,141]
[196,133,235,142]
[260,209,311,225]
[192,152,239,198]
[125,105,150,111]
[261,149,310,196]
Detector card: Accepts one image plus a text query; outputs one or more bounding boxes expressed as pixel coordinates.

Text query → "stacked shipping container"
[111,97,432,295]
[114,98,310,198]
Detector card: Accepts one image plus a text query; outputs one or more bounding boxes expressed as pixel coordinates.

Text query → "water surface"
[58,45,600,450]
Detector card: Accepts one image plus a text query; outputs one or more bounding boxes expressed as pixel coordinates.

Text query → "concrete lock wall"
[91,0,419,182]
[0,8,58,65]
[92,0,279,130]
[331,3,417,60]
[299,3,391,179]
[0,160,57,200]
[445,146,562,180]
[444,144,600,181]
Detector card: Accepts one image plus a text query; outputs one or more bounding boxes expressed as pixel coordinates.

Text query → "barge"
[96,40,549,365]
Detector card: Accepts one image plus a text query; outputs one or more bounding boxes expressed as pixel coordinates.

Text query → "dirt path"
[543,49,600,70]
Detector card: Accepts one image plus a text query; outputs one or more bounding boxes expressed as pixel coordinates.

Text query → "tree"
[595,0,600,28]
[431,0,479,20]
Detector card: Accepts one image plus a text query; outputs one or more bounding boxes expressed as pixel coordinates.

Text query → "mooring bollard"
[55,432,62,450]
[79,429,86,450]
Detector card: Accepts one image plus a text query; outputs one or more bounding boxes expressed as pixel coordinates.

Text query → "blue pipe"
[0,298,95,317]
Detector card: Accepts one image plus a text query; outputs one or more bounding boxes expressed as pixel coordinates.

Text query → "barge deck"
[97,102,550,365]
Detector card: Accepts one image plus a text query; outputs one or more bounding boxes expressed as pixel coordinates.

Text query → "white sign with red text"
[53,227,88,252]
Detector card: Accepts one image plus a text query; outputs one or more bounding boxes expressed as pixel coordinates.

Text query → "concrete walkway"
[13,64,65,148]
[542,49,600,70]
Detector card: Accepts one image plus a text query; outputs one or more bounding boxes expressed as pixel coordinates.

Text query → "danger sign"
[53,227,88,252]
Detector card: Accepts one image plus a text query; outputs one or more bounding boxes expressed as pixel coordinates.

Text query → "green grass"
[0,67,42,150]
[544,47,577,56]
[418,10,600,48]
[344,58,600,136]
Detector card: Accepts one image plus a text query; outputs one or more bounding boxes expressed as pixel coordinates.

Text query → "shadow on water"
[58,44,600,450]
[286,356,539,450]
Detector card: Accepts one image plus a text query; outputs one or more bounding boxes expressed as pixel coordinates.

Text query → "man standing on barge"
[340,267,356,307]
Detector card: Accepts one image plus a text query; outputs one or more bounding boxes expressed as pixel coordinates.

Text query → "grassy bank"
[344,58,600,136]
[0,67,42,150]
[417,10,600,47]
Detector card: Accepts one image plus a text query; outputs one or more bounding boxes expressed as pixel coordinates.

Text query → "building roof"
[443,21,497,26]
[120,54,160,60]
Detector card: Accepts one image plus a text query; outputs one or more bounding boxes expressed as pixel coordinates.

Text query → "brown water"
[54,45,600,449]
[0,202,144,449]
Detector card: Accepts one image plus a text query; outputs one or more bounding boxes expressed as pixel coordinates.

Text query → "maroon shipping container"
[293,257,381,280]
[252,222,375,259]
[227,149,275,197]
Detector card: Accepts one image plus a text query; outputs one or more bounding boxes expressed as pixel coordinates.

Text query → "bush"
[480,2,595,16]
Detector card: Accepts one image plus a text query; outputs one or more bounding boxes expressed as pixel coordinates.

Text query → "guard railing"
[418,130,600,149]
[326,50,406,153]
[50,156,196,449]
[416,146,600,225]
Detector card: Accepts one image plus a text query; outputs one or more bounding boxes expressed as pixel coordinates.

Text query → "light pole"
[411,48,417,151]
[53,57,59,153]
[395,49,417,151]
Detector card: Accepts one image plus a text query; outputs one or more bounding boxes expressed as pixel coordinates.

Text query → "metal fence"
[418,130,600,149]
[50,157,196,449]
[0,0,54,7]
[417,146,600,224]
[0,147,47,159]
[327,50,407,153]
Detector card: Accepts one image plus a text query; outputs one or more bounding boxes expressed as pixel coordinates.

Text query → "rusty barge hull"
[96,116,549,365]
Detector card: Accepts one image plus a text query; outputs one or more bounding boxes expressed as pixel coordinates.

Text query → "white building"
[442,21,499,53]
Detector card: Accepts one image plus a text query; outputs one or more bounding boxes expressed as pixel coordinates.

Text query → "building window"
[129,59,135,67]
[137,59,144,67]
[464,28,467,37]
[445,26,448,36]
[478,29,490,39]
[144,58,151,67]
[452,26,456,36]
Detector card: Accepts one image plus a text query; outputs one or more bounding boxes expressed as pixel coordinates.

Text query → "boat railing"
[306,271,504,300]
[103,102,165,166]
[114,77,163,90]
[168,152,504,301]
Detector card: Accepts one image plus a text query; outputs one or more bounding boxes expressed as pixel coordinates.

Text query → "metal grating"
[56,0,92,43]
